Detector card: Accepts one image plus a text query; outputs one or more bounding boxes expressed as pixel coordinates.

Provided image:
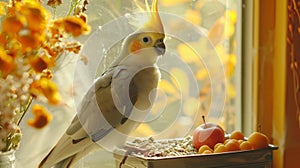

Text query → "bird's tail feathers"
[39,138,99,168]
[38,134,85,168]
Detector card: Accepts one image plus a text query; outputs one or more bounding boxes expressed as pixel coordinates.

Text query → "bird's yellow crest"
[138,0,164,34]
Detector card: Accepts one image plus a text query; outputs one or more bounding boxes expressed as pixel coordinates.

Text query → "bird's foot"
[118,144,150,168]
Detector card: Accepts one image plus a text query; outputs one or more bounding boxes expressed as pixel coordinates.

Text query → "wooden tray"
[114,144,278,168]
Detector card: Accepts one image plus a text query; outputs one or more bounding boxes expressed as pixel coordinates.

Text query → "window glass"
[15,0,240,167]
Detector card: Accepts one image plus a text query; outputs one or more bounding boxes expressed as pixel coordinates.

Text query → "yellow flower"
[78,13,88,23]
[41,69,53,79]
[43,44,59,58]
[65,41,82,54]
[54,16,90,37]
[29,55,53,72]
[20,0,49,32]
[28,104,52,129]
[0,2,7,16]
[2,15,26,34]
[30,78,61,105]
[6,2,20,16]
[47,0,62,8]
[6,39,22,57]
[0,47,15,76]
[17,30,45,51]
[0,33,7,47]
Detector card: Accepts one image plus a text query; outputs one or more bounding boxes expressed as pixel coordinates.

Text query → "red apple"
[192,116,226,149]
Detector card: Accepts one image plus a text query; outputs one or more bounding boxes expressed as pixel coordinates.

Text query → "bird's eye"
[142,36,152,44]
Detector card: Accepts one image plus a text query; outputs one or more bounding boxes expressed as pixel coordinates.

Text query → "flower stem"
[67,0,82,16]
[17,97,33,126]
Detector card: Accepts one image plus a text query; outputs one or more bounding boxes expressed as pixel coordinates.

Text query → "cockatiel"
[38,0,165,167]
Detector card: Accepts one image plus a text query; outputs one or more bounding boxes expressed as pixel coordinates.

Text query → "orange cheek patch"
[130,40,142,53]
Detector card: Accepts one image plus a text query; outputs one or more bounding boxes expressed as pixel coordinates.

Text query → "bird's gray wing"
[38,68,118,168]
[74,66,138,143]
[66,68,115,142]
[110,66,139,125]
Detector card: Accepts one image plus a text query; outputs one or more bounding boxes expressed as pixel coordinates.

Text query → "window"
[16,0,242,167]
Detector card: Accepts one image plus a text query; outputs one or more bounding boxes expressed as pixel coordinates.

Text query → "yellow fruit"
[214,144,228,153]
[248,132,270,149]
[240,141,253,150]
[230,130,244,140]
[198,145,213,154]
[225,139,240,151]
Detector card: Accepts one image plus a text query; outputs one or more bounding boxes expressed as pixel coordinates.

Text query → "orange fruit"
[248,132,270,149]
[202,150,213,154]
[225,139,240,151]
[214,143,224,150]
[198,145,213,154]
[230,130,244,140]
[240,141,253,150]
[224,139,231,144]
[238,140,244,144]
[214,144,228,153]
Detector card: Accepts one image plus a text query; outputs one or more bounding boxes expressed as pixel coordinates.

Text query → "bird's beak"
[154,39,166,56]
